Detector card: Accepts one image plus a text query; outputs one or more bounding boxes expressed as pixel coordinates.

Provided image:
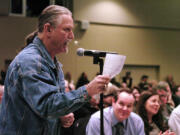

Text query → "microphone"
[77,48,118,57]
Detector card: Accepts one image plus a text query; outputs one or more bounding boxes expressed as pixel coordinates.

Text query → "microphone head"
[77,48,84,56]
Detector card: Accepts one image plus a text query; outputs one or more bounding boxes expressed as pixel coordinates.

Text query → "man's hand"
[60,113,74,128]
[86,75,110,97]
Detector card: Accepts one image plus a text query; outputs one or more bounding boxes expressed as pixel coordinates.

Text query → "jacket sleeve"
[17,56,90,119]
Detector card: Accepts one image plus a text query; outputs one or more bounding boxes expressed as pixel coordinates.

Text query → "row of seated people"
[61,80,180,135]
[0,72,179,135]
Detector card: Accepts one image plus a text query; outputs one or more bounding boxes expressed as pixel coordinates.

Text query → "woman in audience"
[137,90,175,135]
[131,86,141,112]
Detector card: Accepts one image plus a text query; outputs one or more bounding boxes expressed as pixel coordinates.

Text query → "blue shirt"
[86,107,145,135]
[0,37,90,135]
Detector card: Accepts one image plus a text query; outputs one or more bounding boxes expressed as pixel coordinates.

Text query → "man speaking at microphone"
[0,5,110,135]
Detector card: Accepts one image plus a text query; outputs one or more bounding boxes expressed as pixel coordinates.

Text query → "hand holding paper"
[102,54,126,79]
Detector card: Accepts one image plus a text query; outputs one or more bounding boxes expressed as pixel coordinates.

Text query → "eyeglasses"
[159,94,168,98]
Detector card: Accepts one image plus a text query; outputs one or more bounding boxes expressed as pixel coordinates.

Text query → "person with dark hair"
[138,75,149,92]
[76,72,90,89]
[0,5,110,135]
[131,86,141,112]
[173,85,180,97]
[171,85,180,107]
[136,90,175,135]
[122,71,133,88]
[110,77,121,87]
[86,88,145,135]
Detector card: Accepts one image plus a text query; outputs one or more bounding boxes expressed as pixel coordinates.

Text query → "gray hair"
[38,5,72,32]
[156,81,169,92]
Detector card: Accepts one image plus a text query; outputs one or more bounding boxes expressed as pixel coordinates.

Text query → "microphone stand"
[93,55,104,135]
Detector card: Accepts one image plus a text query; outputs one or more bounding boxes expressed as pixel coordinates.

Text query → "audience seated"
[50,73,180,135]
[86,88,145,135]
[62,74,178,135]
[61,74,179,135]
[136,89,175,135]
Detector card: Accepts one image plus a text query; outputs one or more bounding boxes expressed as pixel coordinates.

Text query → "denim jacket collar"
[32,36,63,69]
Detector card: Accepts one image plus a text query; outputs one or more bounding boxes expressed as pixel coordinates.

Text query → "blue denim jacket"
[0,37,90,135]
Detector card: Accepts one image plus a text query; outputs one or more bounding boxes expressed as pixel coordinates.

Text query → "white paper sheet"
[102,54,126,79]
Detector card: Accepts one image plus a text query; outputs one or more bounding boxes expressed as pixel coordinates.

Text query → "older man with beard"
[0,5,110,135]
